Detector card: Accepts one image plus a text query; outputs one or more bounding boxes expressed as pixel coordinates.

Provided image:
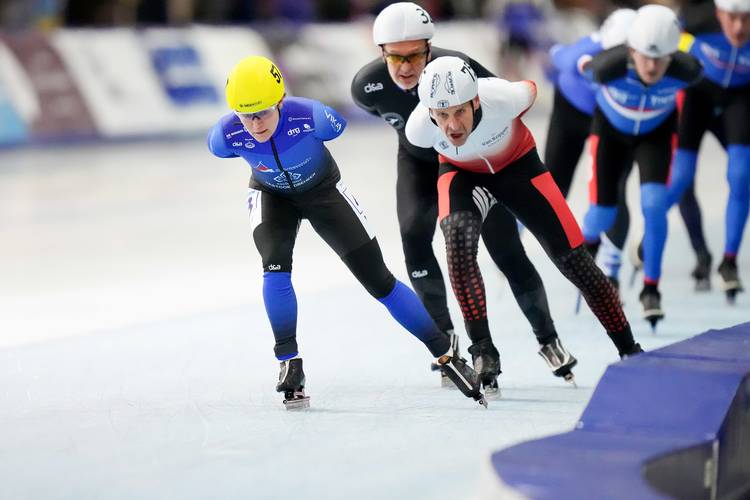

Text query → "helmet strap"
[470,100,482,132]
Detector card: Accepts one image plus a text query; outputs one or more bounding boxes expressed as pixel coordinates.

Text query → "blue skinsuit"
[668,25,750,257]
[580,47,701,282]
[207,97,446,360]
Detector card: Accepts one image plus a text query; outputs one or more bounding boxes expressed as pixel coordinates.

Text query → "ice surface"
[1,111,747,500]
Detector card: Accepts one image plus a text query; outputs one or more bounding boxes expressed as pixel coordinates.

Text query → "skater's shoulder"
[666,51,703,84]
[586,45,629,82]
[351,58,390,97]
[404,103,437,147]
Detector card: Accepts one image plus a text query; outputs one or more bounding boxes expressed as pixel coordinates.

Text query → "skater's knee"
[582,205,617,241]
[440,211,482,249]
[640,183,668,217]
[342,238,396,298]
[257,242,294,273]
[400,227,436,264]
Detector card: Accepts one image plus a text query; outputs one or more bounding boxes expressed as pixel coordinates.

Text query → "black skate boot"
[620,343,644,359]
[538,337,578,385]
[691,249,712,292]
[430,331,460,388]
[435,346,487,408]
[718,257,743,304]
[468,338,502,396]
[639,284,664,331]
[276,358,310,410]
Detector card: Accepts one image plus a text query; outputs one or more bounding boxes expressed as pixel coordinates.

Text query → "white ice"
[1,109,747,500]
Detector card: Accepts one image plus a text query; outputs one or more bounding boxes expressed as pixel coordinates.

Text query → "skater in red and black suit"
[406,56,643,361]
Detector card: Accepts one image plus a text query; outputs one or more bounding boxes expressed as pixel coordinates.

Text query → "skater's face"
[237,99,283,143]
[430,97,480,147]
[716,9,750,47]
[382,40,431,90]
[629,49,671,85]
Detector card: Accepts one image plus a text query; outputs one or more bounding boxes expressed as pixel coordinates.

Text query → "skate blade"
[726,288,742,305]
[481,376,501,397]
[483,384,501,398]
[563,373,577,387]
[283,393,310,410]
[475,394,489,409]
[645,314,663,332]
[722,282,743,305]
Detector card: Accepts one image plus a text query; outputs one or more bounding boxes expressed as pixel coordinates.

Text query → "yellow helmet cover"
[225,56,285,113]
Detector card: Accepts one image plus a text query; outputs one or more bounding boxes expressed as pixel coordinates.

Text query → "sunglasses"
[382,48,430,65]
[236,104,278,120]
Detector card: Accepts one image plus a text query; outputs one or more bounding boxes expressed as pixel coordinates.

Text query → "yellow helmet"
[225,56,285,113]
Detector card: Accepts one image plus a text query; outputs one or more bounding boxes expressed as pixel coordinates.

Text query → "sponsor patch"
[364,82,384,93]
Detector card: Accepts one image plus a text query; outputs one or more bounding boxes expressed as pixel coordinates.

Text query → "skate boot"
[718,257,743,304]
[620,343,644,359]
[430,331,460,388]
[435,345,487,408]
[639,284,664,331]
[538,337,578,385]
[691,249,712,292]
[276,358,310,410]
[468,338,502,396]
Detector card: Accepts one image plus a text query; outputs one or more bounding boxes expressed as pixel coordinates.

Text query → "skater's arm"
[480,78,537,118]
[207,120,238,158]
[312,101,347,141]
[667,51,704,86]
[581,45,628,84]
[551,35,600,74]
[350,65,381,116]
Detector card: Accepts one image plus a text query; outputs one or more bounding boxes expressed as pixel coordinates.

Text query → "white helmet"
[627,5,681,58]
[373,2,435,45]
[599,8,637,49]
[715,0,750,12]
[417,56,478,109]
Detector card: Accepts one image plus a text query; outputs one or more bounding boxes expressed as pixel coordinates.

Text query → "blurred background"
[0,0,682,147]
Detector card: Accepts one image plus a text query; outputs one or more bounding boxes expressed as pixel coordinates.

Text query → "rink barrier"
[481,323,750,500]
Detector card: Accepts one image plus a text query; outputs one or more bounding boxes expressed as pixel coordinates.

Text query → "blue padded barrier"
[483,323,750,500]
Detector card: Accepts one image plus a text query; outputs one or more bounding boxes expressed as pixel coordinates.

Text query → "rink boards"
[483,322,750,500]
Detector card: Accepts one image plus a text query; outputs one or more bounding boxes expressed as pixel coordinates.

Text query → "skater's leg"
[249,190,302,359]
[396,150,453,332]
[678,184,709,254]
[582,124,633,248]
[481,204,557,344]
[639,183,669,285]
[544,88,592,198]
[599,173,631,282]
[305,182,450,357]
[440,209,491,345]
[490,149,639,356]
[436,168,504,389]
[724,145,750,257]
